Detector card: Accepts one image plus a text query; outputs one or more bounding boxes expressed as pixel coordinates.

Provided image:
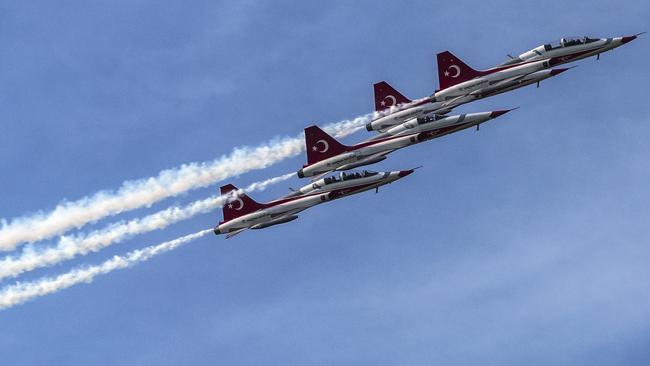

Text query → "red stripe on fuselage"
[302,119,481,170]
[230,179,383,216]
[416,124,468,141]
[478,47,604,76]
[327,181,383,200]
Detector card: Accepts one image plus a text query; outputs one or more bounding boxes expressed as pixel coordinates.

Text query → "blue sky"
[1,0,649,364]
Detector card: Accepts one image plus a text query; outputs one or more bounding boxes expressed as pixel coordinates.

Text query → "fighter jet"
[366,65,568,133]
[285,169,411,198]
[367,81,459,133]
[214,169,414,238]
[297,109,512,179]
[366,108,517,142]
[433,52,570,104]
[366,33,639,133]
[499,34,642,67]
[432,33,640,105]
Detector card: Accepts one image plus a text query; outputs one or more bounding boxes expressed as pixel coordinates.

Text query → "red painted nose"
[489,109,515,119]
[398,169,414,177]
[621,35,637,44]
[550,68,570,76]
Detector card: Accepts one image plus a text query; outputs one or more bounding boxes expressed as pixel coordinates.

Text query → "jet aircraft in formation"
[215,33,639,237]
[297,110,512,179]
[214,169,414,238]
[366,33,641,132]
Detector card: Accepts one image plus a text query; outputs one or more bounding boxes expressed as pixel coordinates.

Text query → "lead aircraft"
[366,33,640,133]
[434,34,640,103]
[498,34,641,67]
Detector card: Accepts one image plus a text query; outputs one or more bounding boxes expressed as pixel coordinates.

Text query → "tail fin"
[220,184,265,223]
[436,51,481,91]
[373,81,411,112]
[304,125,349,165]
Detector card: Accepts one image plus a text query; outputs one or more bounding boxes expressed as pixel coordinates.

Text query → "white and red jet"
[435,54,568,103]
[297,109,513,179]
[366,33,640,133]
[284,169,403,198]
[433,34,641,104]
[367,65,567,133]
[498,34,642,67]
[366,81,462,132]
[214,169,414,238]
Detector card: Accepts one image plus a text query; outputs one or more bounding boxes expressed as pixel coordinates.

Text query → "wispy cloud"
[0,115,369,251]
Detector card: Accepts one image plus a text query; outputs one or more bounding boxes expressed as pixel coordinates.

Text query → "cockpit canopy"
[545,36,600,50]
[323,170,379,184]
[500,36,603,66]
[417,114,447,125]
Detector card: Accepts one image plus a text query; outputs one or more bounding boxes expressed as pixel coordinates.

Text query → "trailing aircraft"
[298,110,513,179]
[214,169,414,238]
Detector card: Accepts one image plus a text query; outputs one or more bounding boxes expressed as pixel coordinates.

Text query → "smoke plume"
[0,115,369,251]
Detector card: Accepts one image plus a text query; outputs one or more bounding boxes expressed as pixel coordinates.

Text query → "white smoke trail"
[0,229,211,310]
[0,114,370,251]
[0,173,294,281]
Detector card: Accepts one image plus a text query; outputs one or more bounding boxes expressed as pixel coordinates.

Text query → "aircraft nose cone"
[550,68,570,76]
[621,35,637,44]
[398,169,414,177]
[489,108,516,119]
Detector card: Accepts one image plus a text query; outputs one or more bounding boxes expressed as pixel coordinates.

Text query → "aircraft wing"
[310,150,394,182]
[470,74,528,96]
[247,211,303,230]
[337,150,393,171]
[438,94,479,111]
[225,228,247,239]
[489,74,527,86]
[272,208,306,218]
